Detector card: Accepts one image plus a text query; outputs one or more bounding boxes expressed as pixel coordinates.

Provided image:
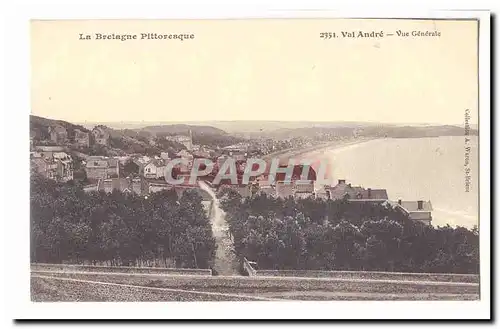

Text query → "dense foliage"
[31,175,216,268]
[218,191,479,274]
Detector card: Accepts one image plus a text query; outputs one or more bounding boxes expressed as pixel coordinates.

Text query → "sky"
[31,19,479,125]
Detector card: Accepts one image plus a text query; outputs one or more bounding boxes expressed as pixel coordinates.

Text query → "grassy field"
[31,269,479,302]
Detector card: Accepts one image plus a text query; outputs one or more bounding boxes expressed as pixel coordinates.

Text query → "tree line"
[218,190,479,274]
[30,174,216,268]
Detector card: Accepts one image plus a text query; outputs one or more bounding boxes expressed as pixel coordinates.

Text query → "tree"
[220,190,479,274]
[121,159,140,177]
[30,174,217,268]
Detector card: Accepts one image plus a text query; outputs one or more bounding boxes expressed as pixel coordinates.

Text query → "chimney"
[367,188,372,198]
[398,199,402,205]
[417,200,423,210]
[338,179,346,185]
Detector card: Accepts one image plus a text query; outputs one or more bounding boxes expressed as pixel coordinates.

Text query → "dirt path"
[198,181,240,276]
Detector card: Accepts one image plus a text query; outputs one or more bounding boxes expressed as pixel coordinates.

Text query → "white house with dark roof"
[85,156,119,180]
[396,199,433,225]
[317,179,389,202]
[143,159,167,179]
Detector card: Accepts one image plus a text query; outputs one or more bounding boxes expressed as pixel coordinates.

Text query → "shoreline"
[262,137,377,161]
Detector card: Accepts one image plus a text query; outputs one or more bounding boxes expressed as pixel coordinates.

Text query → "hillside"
[30,115,186,156]
[135,124,246,148]
[29,115,241,154]
[30,115,90,141]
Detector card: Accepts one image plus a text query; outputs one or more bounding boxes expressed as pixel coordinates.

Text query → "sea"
[308,136,479,228]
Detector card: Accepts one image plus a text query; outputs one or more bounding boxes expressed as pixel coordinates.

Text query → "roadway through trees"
[198,181,240,276]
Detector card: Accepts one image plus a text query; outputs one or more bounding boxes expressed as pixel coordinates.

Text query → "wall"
[254,269,479,283]
[31,263,213,276]
[86,167,108,180]
[149,184,173,193]
[409,211,432,220]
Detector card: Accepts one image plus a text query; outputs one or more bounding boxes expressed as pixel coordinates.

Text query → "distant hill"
[34,115,478,152]
[255,124,478,140]
[359,125,478,138]
[80,120,478,138]
[137,124,227,137]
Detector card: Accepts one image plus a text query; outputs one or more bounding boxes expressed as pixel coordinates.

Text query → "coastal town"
[25,17,482,308]
[30,118,433,226]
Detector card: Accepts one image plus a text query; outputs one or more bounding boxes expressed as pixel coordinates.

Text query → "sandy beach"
[262,137,377,162]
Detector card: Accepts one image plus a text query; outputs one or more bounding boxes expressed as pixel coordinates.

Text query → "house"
[31,158,58,180]
[226,151,247,161]
[166,133,193,150]
[275,181,295,199]
[175,150,194,172]
[293,181,315,199]
[83,183,99,193]
[318,179,388,202]
[148,182,175,194]
[92,126,110,146]
[83,177,146,195]
[34,145,66,159]
[176,149,193,159]
[49,125,68,144]
[222,143,250,153]
[192,149,211,158]
[52,152,74,182]
[35,145,65,152]
[116,156,132,165]
[355,188,389,200]
[218,184,253,198]
[97,178,133,194]
[133,155,152,175]
[394,199,433,225]
[85,156,119,180]
[30,152,73,182]
[257,186,276,198]
[143,159,167,179]
[74,129,90,147]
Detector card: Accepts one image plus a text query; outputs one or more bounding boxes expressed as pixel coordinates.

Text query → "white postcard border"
[3,3,491,321]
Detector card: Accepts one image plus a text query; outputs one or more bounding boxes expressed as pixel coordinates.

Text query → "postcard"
[9,9,491,320]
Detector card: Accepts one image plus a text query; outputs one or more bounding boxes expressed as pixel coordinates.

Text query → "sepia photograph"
[8,7,491,320]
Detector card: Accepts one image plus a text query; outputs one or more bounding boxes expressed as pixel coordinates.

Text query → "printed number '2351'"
[320,32,336,39]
